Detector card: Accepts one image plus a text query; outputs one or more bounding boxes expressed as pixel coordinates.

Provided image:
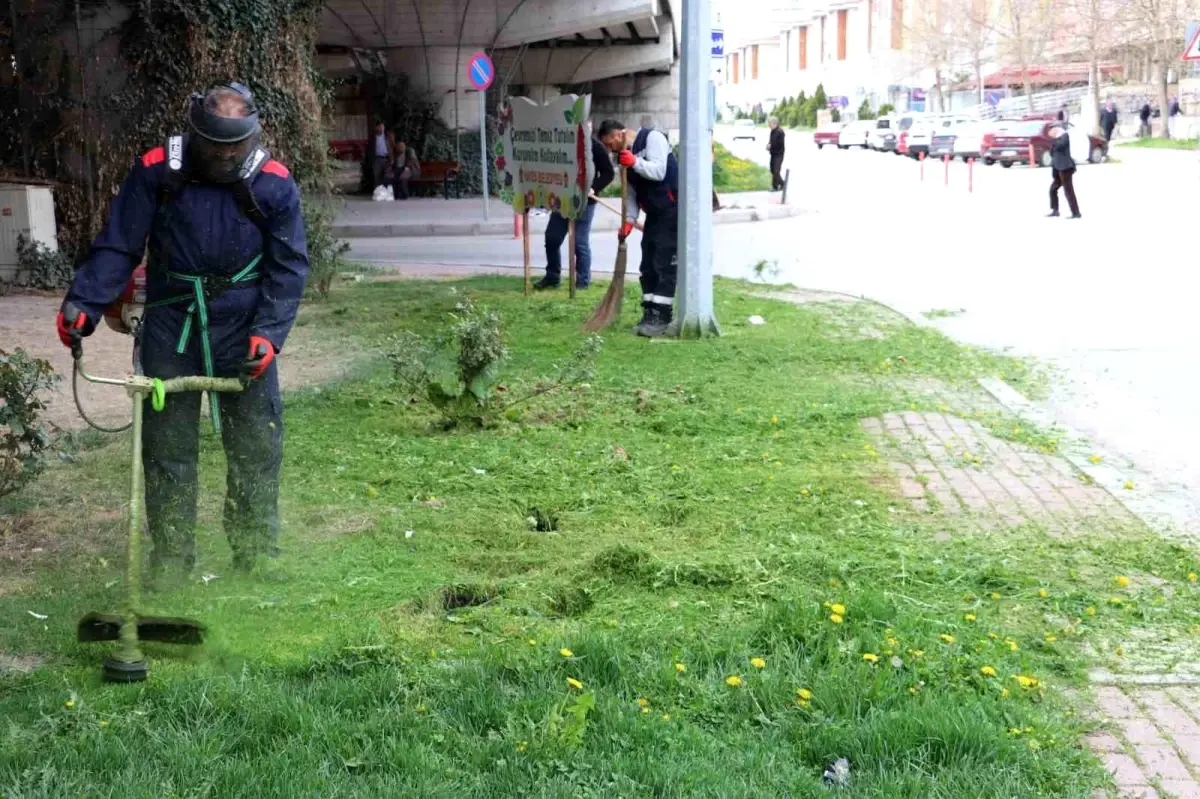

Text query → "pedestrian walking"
[371,119,396,191]
[56,82,309,581]
[1139,102,1152,138]
[1047,124,1080,220]
[767,117,786,191]
[1099,101,1118,142]
[535,124,616,291]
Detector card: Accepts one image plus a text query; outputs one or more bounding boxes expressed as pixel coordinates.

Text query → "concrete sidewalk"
[330,191,807,238]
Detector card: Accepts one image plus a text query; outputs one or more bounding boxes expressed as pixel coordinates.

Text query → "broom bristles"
[581,243,627,331]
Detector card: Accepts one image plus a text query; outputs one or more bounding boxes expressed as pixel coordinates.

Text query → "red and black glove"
[242,335,276,381]
[56,303,94,351]
[617,150,637,169]
[618,221,633,243]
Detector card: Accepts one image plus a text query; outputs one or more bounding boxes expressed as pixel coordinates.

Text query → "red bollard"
[919,151,925,181]
[944,153,950,186]
[968,157,974,193]
[513,211,522,239]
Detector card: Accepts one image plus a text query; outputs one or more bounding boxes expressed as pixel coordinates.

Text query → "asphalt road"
[347,125,1200,531]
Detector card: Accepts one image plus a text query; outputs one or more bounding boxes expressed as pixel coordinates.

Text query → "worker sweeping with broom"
[597,118,679,338]
[56,82,309,585]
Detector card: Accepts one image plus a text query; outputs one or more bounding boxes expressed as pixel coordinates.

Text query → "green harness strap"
[145,255,263,434]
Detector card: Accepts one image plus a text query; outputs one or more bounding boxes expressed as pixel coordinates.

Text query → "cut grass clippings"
[2,278,1198,797]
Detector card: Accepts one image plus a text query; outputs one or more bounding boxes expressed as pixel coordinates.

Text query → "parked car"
[952,121,993,161]
[813,122,846,149]
[929,131,958,159]
[906,115,969,160]
[982,119,1107,168]
[891,112,926,156]
[732,119,757,141]
[867,117,896,151]
[837,120,875,149]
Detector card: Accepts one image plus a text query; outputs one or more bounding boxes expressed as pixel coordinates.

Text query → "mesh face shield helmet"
[187,82,262,183]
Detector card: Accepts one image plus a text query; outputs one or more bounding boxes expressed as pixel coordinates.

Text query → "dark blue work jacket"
[65,145,309,370]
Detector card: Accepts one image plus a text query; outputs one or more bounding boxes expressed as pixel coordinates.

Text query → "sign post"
[493,94,595,296]
[466,52,495,221]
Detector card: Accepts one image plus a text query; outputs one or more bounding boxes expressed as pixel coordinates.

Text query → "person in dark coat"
[1047,124,1080,219]
[536,127,616,290]
[1099,101,1118,142]
[1139,102,1152,138]
[56,83,310,580]
[767,116,786,191]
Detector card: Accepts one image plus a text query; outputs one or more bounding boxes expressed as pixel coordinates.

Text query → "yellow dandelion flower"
[908,686,918,695]
[887,637,899,648]
[1085,606,1096,616]
[830,603,846,616]
[1038,588,1048,599]
[98,720,109,727]
[641,707,650,714]
[1115,644,1125,656]
[991,592,1001,601]
[560,648,574,658]
[797,698,811,708]
[829,613,845,624]
[1189,572,1198,583]
[770,415,779,425]
[517,741,528,753]
[1000,688,1010,698]
[1044,633,1058,642]
[1013,675,1039,688]
[980,666,998,678]
[1006,639,1019,652]
[964,614,977,622]
[1123,481,1135,491]
[862,653,879,663]
[567,677,584,690]
[988,632,999,639]
[661,713,671,721]
[1115,576,1130,588]
[637,697,650,708]
[64,699,75,709]
[908,648,924,658]
[527,639,538,646]
[726,675,743,687]
[1089,454,1103,464]
[750,657,767,670]
[940,634,956,644]
[675,662,687,673]
[797,688,813,701]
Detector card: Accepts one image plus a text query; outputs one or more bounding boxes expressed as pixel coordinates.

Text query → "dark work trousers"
[544,201,597,286]
[769,153,785,190]
[140,306,284,572]
[1049,168,1080,216]
[394,166,414,200]
[372,156,391,190]
[639,210,679,310]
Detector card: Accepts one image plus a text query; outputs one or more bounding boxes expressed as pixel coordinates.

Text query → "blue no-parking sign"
[467,52,495,91]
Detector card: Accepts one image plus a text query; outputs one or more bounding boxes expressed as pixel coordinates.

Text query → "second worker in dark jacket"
[1047,126,1081,219]
[536,130,616,290]
[767,117,786,191]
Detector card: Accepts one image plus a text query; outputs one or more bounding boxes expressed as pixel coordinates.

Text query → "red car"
[814,122,846,149]
[983,119,1107,168]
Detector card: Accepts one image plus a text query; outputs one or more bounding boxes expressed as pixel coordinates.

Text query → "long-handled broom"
[582,167,631,332]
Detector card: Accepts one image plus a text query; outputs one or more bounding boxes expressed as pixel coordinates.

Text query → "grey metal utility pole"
[669,0,721,338]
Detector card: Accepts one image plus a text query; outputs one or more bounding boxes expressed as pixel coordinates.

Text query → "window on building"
[837,10,848,60]
[799,27,808,70]
[891,0,903,49]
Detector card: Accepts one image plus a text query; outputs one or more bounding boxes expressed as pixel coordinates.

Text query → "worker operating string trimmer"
[55,82,310,586]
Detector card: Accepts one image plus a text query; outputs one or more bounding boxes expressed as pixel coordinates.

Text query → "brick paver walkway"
[864,408,1199,798]
[1090,685,1200,798]
[862,410,1133,529]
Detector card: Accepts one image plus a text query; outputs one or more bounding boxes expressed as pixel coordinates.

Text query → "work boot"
[533,277,560,290]
[637,304,672,338]
[631,302,651,333]
[1046,210,1060,217]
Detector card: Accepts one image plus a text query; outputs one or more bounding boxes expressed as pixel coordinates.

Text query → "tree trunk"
[1088,56,1100,136]
[1021,67,1034,111]
[975,59,984,106]
[1159,62,1171,139]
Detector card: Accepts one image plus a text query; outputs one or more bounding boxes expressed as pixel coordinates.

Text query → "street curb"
[332,204,809,239]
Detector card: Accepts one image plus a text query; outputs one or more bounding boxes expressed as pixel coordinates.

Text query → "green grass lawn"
[2,279,1197,796]
[1117,137,1199,150]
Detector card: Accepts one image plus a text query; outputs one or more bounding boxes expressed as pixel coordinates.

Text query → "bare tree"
[1127,0,1197,138]
[1061,0,1126,134]
[995,0,1058,107]
[906,0,958,111]
[950,0,997,106]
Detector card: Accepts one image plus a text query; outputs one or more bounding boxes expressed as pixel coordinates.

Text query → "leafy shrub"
[14,235,74,291]
[857,99,876,121]
[0,349,58,499]
[388,298,602,427]
[878,103,897,117]
[301,197,350,300]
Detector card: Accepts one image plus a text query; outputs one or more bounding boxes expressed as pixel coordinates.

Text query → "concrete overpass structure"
[317,0,682,136]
